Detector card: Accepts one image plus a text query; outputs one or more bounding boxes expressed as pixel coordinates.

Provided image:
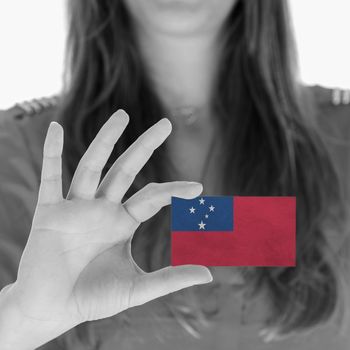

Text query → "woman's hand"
[0,110,212,349]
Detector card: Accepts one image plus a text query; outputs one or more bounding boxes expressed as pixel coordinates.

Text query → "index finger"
[38,121,64,205]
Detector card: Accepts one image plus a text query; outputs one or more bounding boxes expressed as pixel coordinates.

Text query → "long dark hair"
[57,0,348,346]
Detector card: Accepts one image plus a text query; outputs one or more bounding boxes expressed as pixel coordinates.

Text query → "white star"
[198,221,206,230]
[205,214,209,218]
[209,205,215,212]
[189,207,196,214]
[199,197,205,205]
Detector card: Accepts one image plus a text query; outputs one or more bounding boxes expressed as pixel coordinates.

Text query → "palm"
[71,240,139,321]
[54,198,142,321]
[20,198,138,321]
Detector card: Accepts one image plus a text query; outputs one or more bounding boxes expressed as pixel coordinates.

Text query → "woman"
[0,0,349,349]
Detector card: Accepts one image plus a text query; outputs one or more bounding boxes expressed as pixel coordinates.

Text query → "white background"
[0,0,349,109]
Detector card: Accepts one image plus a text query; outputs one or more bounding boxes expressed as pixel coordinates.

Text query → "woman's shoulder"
[305,84,350,139]
[0,95,60,161]
[0,95,59,134]
[0,96,61,187]
[308,84,350,108]
[305,84,350,202]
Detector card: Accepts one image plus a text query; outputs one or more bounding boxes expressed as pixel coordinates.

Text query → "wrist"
[0,283,34,349]
[0,282,72,349]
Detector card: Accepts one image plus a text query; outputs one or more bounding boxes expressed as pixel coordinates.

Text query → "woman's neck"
[135,28,220,118]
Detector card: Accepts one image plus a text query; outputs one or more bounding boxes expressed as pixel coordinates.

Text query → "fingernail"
[188,182,203,193]
[158,118,172,131]
[49,121,61,129]
[188,181,202,187]
[200,267,213,283]
[187,265,213,285]
[205,272,213,283]
[113,110,129,123]
[48,121,63,137]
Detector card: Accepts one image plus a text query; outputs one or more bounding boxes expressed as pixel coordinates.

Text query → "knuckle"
[69,188,92,200]
[79,163,101,174]
[141,142,154,154]
[43,142,61,157]
[43,154,60,162]
[137,135,155,153]
[143,182,158,191]
[95,134,114,149]
[42,174,61,182]
[141,183,160,202]
[161,268,172,283]
[127,279,136,309]
[146,200,160,213]
[116,165,135,181]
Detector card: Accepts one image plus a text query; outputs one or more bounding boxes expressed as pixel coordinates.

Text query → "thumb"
[130,265,213,307]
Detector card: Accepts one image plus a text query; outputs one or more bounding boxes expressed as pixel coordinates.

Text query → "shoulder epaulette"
[13,95,59,119]
[330,88,350,106]
[311,85,350,107]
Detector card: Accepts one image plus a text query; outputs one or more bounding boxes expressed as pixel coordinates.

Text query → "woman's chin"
[144,11,212,37]
[125,0,236,37]
[154,0,202,10]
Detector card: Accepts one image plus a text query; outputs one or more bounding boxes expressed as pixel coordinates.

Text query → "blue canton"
[171,196,234,232]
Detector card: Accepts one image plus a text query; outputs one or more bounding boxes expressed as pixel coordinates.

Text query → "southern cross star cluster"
[188,197,215,230]
[171,196,233,232]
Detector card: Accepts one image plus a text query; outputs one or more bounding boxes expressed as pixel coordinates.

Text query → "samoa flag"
[171,196,296,266]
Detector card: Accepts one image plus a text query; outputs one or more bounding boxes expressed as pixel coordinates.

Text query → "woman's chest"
[83,283,350,350]
[166,126,224,195]
[97,286,261,350]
